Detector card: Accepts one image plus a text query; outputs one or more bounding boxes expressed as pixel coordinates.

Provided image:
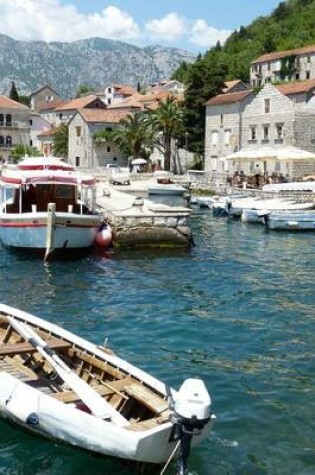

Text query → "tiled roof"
[37,127,58,138]
[38,100,67,112]
[275,79,315,95]
[112,85,137,96]
[205,90,253,106]
[30,85,58,97]
[55,95,104,111]
[0,96,29,110]
[252,44,315,64]
[77,108,130,123]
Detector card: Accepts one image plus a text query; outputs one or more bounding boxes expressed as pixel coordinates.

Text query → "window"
[306,71,310,80]
[107,146,111,153]
[295,73,300,80]
[276,123,284,140]
[29,119,33,126]
[0,136,4,146]
[30,139,33,146]
[75,156,80,167]
[75,126,82,137]
[307,56,311,63]
[264,98,270,113]
[59,113,63,120]
[220,114,224,126]
[263,125,269,141]
[267,62,271,71]
[250,126,257,141]
[212,131,218,146]
[108,98,112,105]
[0,114,3,126]
[224,130,231,145]
[6,136,12,147]
[6,115,12,126]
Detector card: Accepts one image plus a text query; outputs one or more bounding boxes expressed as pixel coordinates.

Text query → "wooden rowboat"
[0,304,214,471]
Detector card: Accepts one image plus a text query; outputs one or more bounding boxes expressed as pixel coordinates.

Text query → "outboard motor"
[172,379,212,475]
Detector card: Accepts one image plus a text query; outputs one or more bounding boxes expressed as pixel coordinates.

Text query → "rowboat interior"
[0,313,171,431]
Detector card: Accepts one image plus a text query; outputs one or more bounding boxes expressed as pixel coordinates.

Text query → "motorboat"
[0,303,214,471]
[241,200,315,223]
[0,156,112,260]
[147,183,188,196]
[264,210,315,230]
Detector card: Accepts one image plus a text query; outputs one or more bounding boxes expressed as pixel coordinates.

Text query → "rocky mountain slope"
[0,34,196,98]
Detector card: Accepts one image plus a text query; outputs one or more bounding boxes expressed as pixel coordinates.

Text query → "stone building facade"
[205,79,315,179]
[0,96,30,160]
[68,108,129,168]
[250,44,315,87]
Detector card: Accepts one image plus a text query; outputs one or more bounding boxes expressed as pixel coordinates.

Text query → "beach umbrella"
[131,158,147,165]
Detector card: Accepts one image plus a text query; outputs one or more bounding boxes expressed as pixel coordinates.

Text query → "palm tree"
[53,123,69,158]
[150,96,184,172]
[111,112,155,166]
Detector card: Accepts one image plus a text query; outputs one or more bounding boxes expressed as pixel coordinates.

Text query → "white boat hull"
[148,185,187,196]
[0,304,214,465]
[267,212,315,230]
[0,212,101,250]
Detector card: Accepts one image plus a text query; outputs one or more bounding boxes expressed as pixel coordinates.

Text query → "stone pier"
[96,185,192,248]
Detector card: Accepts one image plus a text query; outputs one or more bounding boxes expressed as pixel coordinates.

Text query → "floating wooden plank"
[125,384,169,414]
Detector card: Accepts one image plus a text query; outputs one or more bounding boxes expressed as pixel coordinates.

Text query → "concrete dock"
[95,180,192,248]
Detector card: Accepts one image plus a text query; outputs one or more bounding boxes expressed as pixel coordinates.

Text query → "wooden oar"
[7,317,128,426]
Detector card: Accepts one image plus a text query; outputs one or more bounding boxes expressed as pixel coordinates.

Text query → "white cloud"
[190,19,231,47]
[0,0,140,42]
[145,13,187,42]
[0,1,231,50]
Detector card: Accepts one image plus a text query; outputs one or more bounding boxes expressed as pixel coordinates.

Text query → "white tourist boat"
[0,303,214,470]
[0,156,112,259]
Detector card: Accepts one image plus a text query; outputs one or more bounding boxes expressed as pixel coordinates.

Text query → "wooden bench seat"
[125,384,169,414]
[0,338,72,357]
[51,377,133,403]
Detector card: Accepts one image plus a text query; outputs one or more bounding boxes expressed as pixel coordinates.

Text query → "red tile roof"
[38,100,67,112]
[0,96,29,110]
[205,90,253,106]
[77,108,130,123]
[252,44,315,64]
[56,95,105,111]
[275,78,315,95]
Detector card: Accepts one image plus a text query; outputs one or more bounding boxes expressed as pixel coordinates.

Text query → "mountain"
[0,34,196,98]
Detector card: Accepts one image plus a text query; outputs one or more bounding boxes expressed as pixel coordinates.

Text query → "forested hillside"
[176,0,315,155]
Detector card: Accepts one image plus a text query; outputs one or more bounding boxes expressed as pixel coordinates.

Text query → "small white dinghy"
[0,304,214,471]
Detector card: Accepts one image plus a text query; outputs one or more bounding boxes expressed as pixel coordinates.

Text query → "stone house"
[54,95,106,125]
[30,85,60,113]
[216,80,315,179]
[101,84,137,106]
[68,108,130,168]
[0,96,31,160]
[205,88,255,172]
[30,113,52,151]
[250,44,315,87]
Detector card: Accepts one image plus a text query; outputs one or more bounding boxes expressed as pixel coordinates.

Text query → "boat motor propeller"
[166,379,212,475]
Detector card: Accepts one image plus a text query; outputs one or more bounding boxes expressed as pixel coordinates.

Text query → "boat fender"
[26,412,39,426]
[95,223,113,248]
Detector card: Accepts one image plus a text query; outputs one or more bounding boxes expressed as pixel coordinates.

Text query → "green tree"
[149,96,184,172]
[10,145,40,163]
[76,84,94,97]
[111,112,155,164]
[9,82,19,102]
[183,56,227,155]
[52,123,69,158]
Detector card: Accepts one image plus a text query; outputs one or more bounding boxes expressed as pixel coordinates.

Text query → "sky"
[0,0,282,52]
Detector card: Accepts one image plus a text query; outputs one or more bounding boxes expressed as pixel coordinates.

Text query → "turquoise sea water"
[0,200,314,475]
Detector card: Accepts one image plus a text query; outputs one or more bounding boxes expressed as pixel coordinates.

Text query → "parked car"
[109,167,130,185]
